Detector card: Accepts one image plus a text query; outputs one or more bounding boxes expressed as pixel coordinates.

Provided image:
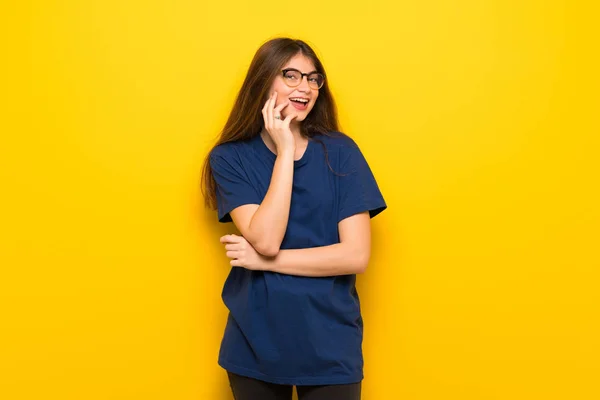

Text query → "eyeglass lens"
[283,70,324,89]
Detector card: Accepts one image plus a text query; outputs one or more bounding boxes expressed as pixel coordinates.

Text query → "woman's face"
[270,53,320,122]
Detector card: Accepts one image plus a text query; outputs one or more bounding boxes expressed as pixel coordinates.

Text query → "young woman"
[201,37,387,400]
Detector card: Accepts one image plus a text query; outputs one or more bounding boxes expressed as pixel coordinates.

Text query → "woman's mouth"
[289,97,309,111]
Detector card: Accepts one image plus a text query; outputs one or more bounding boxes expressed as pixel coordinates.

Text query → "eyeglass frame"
[280,68,325,90]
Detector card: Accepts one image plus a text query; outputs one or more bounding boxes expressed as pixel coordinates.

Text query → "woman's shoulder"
[312,132,363,162]
[312,131,359,150]
[210,136,255,160]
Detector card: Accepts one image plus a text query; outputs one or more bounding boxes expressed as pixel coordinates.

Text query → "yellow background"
[1,1,598,399]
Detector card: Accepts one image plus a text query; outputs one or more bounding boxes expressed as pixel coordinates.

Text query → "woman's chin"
[287,112,306,123]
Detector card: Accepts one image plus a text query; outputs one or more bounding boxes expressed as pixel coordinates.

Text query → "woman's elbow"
[354,251,371,274]
[355,263,368,274]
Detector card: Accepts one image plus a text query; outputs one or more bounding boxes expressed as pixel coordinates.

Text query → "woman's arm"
[229,150,294,257]
[222,212,372,277]
[225,95,297,257]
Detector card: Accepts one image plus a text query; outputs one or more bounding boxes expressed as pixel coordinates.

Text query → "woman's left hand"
[220,234,269,271]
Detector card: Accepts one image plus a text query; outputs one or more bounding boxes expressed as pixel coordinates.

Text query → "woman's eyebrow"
[285,67,319,74]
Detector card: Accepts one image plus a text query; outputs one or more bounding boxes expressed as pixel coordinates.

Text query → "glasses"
[281,68,325,90]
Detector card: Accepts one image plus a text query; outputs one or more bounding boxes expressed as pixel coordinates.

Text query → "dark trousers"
[227,372,362,400]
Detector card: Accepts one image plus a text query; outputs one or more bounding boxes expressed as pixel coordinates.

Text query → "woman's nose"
[297,76,311,92]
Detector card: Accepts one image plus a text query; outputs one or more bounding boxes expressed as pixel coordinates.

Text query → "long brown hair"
[201,37,341,210]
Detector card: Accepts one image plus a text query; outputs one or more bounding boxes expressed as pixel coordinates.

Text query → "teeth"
[290,98,308,103]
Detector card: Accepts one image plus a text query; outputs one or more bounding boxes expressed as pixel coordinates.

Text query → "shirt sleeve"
[337,139,387,223]
[209,149,261,223]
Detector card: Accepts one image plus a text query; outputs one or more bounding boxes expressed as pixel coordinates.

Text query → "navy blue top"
[209,131,387,385]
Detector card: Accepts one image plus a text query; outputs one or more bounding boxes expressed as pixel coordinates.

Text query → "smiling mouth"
[289,97,309,104]
[289,97,309,111]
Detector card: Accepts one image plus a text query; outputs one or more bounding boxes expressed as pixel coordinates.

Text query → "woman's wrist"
[275,147,296,161]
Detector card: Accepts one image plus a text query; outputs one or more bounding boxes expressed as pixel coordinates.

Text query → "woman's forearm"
[247,151,295,256]
[264,242,370,277]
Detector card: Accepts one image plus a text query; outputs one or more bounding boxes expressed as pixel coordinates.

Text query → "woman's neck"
[289,121,303,139]
[259,125,308,156]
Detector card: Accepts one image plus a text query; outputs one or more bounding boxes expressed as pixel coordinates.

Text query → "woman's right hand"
[261,92,297,154]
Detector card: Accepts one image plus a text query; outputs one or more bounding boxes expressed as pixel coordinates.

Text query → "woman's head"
[270,52,323,124]
[202,37,340,209]
[217,37,338,142]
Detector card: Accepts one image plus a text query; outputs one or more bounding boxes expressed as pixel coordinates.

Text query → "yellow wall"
[1,1,598,399]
